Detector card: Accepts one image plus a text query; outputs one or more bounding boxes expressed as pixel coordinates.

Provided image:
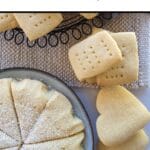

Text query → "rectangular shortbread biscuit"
[14,13,63,41]
[96,32,139,86]
[69,30,122,81]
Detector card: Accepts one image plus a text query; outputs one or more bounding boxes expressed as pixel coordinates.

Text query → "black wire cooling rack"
[3,13,117,48]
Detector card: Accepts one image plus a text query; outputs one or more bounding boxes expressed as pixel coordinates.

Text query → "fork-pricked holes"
[83,51,86,54]
[75,53,79,57]
[97,60,101,64]
[105,74,124,79]
[34,24,38,27]
[0,14,8,20]
[109,53,113,56]
[88,60,92,64]
[83,67,86,71]
[111,65,124,70]
[33,15,52,28]
[29,15,33,18]
[122,53,125,57]
[91,66,95,70]
[122,44,126,48]
[121,65,124,69]
[120,74,124,78]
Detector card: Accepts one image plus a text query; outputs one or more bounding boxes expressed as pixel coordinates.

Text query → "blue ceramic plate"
[0,68,94,150]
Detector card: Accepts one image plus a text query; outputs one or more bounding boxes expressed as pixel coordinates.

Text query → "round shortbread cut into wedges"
[96,86,150,146]
[0,78,85,149]
[98,130,149,150]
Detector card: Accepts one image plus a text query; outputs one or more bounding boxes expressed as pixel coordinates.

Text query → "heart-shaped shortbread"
[98,130,149,150]
[96,86,150,146]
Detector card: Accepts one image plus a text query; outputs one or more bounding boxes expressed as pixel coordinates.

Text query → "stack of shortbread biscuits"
[69,29,139,86]
[69,29,150,149]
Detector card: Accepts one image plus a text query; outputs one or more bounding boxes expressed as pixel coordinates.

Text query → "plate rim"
[0,67,95,150]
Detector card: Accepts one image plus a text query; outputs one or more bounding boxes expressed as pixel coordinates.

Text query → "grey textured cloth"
[0,13,149,89]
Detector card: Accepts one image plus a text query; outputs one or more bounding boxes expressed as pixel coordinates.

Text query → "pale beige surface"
[0,79,21,142]
[22,133,84,150]
[14,13,63,41]
[11,79,53,141]
[0,13,18,32]
[0,131,18,149]
[3,146,19,150]
[0,78,84,149]
[98,130,149,150]
[25,91,84,144]
[69,31,122,81]
[96,32,139,86]
[80,13,98,19]
[96,86,150,146]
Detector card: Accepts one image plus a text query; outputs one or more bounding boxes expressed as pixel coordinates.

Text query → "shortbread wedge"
[0,13,18,32]
[22,133,84,150]
[25,91,84,144]
[0,130,18,149]
[96,86,150,146]
[0,79,21,141]
[98,130,149,150]
[96,32,139,86]
[80,13,98,19]
[14,13,63,41]
[69,31,122,81]
[11,79,54,141]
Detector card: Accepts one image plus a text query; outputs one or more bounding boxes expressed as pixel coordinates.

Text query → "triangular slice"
[11,79,53,141]
[98,130,149,150]
[25,91,84,144]
[0,13,18,32]
[0,130,18,149]
[14,13,63,41]
[22,133,84,150]
[0,79,21,141]
[96,86,150,146]
[69,30,122,81]
[96,32,139,86]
